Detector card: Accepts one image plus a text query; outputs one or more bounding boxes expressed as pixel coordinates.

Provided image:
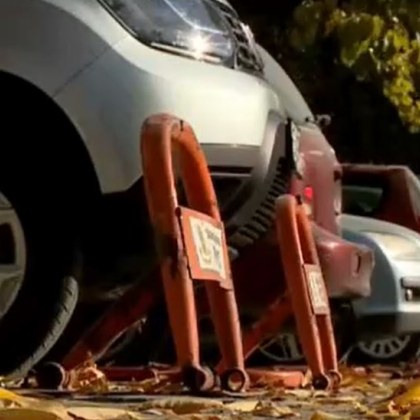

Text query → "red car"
[342,164,420,233]
[291,128,373,299]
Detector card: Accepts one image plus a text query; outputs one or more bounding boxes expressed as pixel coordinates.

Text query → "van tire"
[0,109,83,379]
[4,277,79,380]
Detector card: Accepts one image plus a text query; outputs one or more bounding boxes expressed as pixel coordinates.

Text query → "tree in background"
[232,0,420,169]
[291,0,420,132]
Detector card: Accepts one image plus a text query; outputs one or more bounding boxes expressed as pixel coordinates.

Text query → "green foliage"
[289,0,420,132]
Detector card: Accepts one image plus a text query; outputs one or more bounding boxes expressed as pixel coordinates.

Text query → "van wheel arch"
[0,70,101,205]
[0,71,101,377]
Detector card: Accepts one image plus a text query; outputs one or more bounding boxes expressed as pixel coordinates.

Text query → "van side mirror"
[315,114,332,128]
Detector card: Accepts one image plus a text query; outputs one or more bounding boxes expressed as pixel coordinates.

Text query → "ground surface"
[2,364,420,419]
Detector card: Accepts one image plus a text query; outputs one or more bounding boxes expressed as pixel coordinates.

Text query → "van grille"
[229,159,289,248]
[213,2,264,76]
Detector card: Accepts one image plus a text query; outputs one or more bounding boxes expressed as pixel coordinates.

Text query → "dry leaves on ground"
[47,361,184,396]
[6,362,420,419]
[0,387,140,420]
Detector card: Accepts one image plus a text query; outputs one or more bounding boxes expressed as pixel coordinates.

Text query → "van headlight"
[100,0,235,63]
[363,232,420,261]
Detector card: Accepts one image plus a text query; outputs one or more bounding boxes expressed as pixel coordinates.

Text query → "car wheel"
[8,277,79,380]
[0,191,26,320]
[256,327,351,366]
[258,333,305,365]
[348,335,420,365]
[97,323,142,365]
[0,158,81,379]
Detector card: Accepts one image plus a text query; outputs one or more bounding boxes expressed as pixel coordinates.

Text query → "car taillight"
[303,186,314,217]
[304,186,313,201]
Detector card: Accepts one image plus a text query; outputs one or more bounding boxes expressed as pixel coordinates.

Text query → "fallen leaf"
[224,400,258,412]
[339,366,383,391]
[130,378,163,393]
[264,387,287,400]
[301,370,312,388]
[310,411,345,420]
[375,400,400,414]
[312,391,330,399]
[67,406,138,420]
[365,365,401,379]
[142,408,177,416]
[251,401,296,418]
[0,388,23,408]
[119,375,183,395]
[316,396,357,405]
[0,393,72,420]
[284,390,314,399]
[409,405,420,419]
[351,401,379,418]
[64,360,108,393]
[288,402,313,410]
[0,389,22,402]
[392,379,420,408]
[137,398,223,415]
[0,408,65,420]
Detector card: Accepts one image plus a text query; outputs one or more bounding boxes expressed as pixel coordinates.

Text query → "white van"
[0,0,298,377]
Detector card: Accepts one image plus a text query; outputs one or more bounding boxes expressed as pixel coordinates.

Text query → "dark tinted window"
[342,185,385,217]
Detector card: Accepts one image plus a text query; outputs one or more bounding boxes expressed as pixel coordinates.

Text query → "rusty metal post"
[295,205,341,384]
[222,194,339,390]
[275,195,337,389]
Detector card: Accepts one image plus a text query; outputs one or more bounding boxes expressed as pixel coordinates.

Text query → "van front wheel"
[0,137,81,379]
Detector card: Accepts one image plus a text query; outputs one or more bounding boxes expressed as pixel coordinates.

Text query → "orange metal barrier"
[234,195,340,389]
[139,114,247,392]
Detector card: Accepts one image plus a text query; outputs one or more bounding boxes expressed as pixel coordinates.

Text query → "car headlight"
[363,232,420,260]
[100,0,235,63]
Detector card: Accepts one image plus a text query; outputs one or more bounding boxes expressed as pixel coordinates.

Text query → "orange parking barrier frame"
[281,195,340,387]
[138,114,248,392]
[228,195,341,389]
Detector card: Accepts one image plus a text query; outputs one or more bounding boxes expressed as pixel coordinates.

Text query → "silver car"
[258,215,420,365]
[0,0,298,377]
[340,215,420,363]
